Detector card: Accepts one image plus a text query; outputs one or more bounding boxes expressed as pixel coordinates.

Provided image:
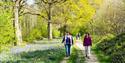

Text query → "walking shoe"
[87,56,90,59]
[85,55,87,57]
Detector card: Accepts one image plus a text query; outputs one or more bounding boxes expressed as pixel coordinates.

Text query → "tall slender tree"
[41,0,66,40]
[13,0,23,44]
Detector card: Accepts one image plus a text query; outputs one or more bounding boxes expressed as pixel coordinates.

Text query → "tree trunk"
[48,3,52,40]
[14,0,23,44]
[48,21,52,39]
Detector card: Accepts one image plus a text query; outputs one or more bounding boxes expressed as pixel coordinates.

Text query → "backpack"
[65,36,71,44]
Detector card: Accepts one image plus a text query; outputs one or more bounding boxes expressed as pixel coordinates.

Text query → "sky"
[26,0,35,5]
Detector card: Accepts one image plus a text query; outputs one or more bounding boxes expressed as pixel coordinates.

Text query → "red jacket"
[83,35,92,46]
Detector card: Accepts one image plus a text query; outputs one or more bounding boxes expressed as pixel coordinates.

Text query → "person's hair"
[86,32,90,35]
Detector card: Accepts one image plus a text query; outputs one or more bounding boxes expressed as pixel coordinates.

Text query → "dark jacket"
[62,35,73,45]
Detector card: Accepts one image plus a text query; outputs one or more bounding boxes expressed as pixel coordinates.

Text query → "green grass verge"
[1,48,65,63]
[68,46,85,63]
[92,48,111,63]
[68,47,78,63]
[92,35,111,63]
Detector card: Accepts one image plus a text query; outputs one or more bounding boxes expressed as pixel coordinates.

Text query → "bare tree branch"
[42,0,48,4]
[40,1,49,16]
[52,0,66,4]
[22,12,48,20]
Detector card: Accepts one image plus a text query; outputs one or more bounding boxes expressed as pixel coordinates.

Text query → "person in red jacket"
[83,32,92,59]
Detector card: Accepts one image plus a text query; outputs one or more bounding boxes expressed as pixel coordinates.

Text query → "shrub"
[53,28,60,38]
[0,4,15,51]
[24,28,43,42]
[111,50,125,63]
[97,33,125,63]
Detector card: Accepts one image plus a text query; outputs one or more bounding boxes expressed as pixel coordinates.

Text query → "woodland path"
[60,40,99,63]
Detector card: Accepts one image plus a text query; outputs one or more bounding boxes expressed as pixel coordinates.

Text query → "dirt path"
[85,53,99,63]
[75,40,99,63]
[60,40,85,63]
[60,57,69,63]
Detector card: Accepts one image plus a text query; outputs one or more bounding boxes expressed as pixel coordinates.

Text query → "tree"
[13,0,23,44]
[39,0,66,39]
[52,0,96,35]
[90,0,125,35]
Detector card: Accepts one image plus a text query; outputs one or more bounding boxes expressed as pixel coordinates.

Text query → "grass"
[68,46,85,63]
[1,48,65,63]
[0,38,85,63]
[92,35,111,63]
[92,48,111,63]
[68,47,78,63]
[33,39,62,44]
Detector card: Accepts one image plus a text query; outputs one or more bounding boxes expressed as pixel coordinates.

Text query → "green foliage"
[53,28,60,38]
[98,34,115,43]
[97,33,125,63]
[37,20,48,38]
[24,28,43,42]
[1,48,65,63]
[92,35,111,63]
[52,0,96,35]
[23,17,48,42]
[68,46,85,63]
[87,0,125,35]
[92,48,111,63]
[94,0,103,5]
[68,47,78,63]
[0,2,15,51]
[111,49,125,63]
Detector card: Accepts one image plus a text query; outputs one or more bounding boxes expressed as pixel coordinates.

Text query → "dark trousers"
[65,44,71,56]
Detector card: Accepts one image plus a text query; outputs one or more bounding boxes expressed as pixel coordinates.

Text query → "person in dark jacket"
[76,33,81,40]
[62,32,73,57]
[83,33,92,59]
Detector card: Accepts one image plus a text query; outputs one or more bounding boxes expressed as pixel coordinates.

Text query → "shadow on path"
[1,48,65,63]
[60,40,85,63]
